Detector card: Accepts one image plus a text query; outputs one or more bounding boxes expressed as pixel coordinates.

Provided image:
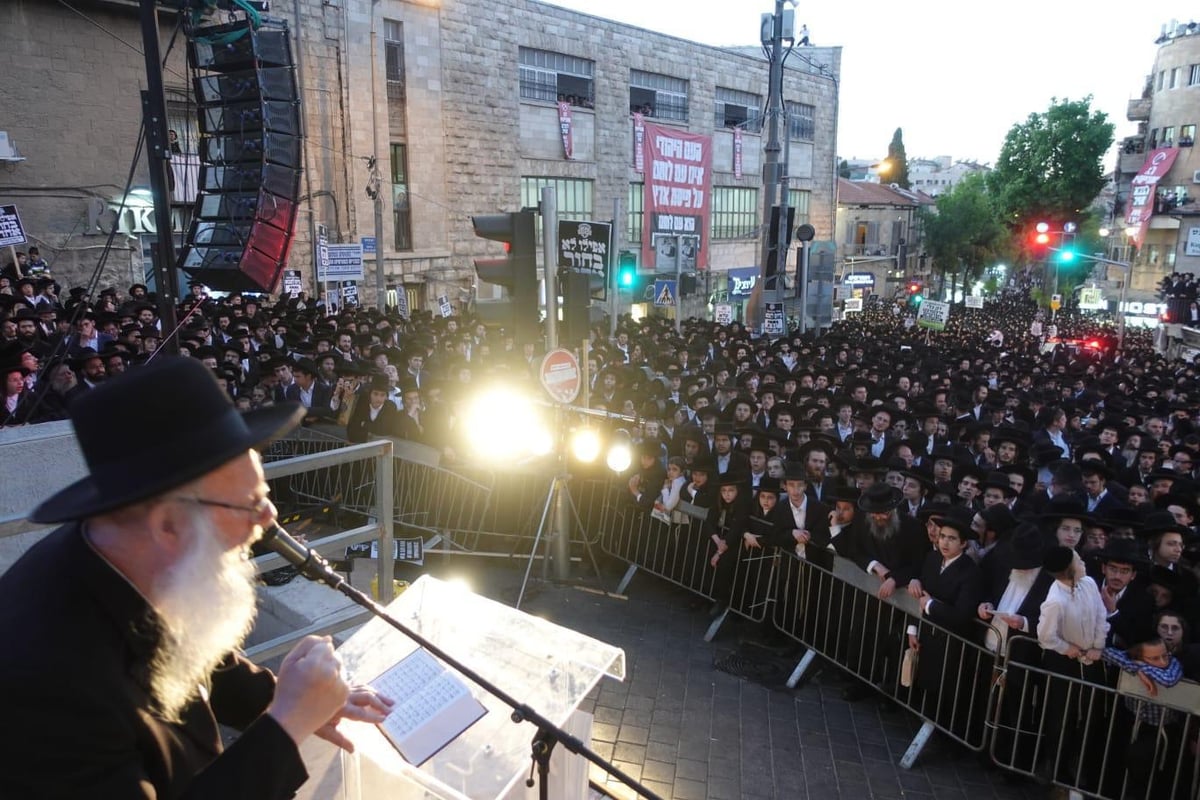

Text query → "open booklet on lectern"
[368,648,488,766]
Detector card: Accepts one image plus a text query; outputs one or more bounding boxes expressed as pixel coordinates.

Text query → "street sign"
[917,299,950,331]
[282,269,303,297]
[764,302,785,335]
[1079,287,1105,310]
[0,205,28,247]
[539,348,582,404]
[714,303,733,325]
[1050,293,1062,311]
[437,294,452,317]
[315,224,329,272]
[965,295,984,309]
[653,279,676,307]
[557,220,611,278]
[361,236,376,254]
[322,243,363,281]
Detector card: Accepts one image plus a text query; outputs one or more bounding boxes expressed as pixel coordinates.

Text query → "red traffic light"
[908,282,921,293]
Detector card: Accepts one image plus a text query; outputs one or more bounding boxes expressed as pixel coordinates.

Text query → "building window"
[390,144,412,251]
[1171,67,1182,89]
[1164,126,1176,146]
[384,21,404,102]
[1191,64,1200,86]
[518,47,594,108]
[1158,71,1166,91]
[628,183,643,244]
[714,87,763,132]
[630,70,688,122]
[786,102,815,140]
[711,187,759,240]
[1181,125,1196,147]
[521,177,593,245]
[788,189,811,226]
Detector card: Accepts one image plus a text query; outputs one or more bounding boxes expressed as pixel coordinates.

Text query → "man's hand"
[1101,583,1120,614]
[1137,671,1158,697]
[267,635,351,746]
[742,532,762,549]
[1064,644,1082,659]
[792,528,810,544]
[313,686,395,752]
[978,602,995,621]
[907,579,924,600]
[878,577,897,599]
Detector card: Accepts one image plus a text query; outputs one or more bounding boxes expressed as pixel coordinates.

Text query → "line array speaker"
[180,19,302,293]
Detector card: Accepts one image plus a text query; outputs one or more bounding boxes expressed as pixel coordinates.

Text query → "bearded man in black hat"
[0,357,392,798]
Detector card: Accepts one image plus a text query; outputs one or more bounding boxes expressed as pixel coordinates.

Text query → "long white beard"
[149,515,259,723]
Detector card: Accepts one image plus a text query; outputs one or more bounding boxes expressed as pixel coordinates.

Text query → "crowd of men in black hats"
[6,278,1200,748]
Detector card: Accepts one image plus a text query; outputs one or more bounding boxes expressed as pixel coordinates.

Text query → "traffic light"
[1030,221,1051,259]
[617,250,637,289]
[472,210,538,344]
[907,280,923,307]
[1057,233,1077,264]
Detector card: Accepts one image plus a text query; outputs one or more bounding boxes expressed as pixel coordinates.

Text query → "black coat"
[767,497,832,550]
[0,524,307,799]
[346,397,402,443]
[838,514,929,585]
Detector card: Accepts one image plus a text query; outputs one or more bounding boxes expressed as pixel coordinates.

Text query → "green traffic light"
[1058,249,1077,264]
[619,268,635,288]
[912,294,923,306]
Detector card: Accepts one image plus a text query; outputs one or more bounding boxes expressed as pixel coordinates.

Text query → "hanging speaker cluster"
[180,19,302,293]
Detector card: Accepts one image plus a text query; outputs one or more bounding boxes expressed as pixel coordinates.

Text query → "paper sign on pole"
[965,295,984,309]
[714,304,733,325]
[917,299,950,331]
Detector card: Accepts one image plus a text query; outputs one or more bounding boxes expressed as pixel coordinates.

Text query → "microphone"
[259,521,346,590]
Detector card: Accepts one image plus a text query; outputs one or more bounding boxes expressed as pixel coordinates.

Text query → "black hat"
[1009,523,1046,570]
[718,470,748,488]
[1040,496,1095,526]
[980,503,1019,540]
[690,456,716,475]
[1097,538,1149,570]
[29,357,303,523]
[781,462,808,482]
[1043,545,1076,574]
[828,486,861,505]
[1077,458,1113,480]
[981,471,1018,498]
[857,484,902,513]
[757,476,782,495]
[933,508,977,541]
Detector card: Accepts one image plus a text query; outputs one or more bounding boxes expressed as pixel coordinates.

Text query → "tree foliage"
[920,174,1009,297]
[838,159,851,179]
[986,97,1114,229]
[886,128,910,189]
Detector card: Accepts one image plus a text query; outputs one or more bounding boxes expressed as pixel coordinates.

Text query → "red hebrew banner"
[557,101,573,160]
[1125,146,1180,247]
[641,122,712,271]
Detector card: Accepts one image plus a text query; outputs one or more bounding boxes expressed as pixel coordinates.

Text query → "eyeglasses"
[173,495,272,518]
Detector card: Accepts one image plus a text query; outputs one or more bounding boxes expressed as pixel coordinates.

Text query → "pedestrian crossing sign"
[653,279,676,307]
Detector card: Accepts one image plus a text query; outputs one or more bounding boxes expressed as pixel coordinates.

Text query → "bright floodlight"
[463,387,548,461]
[606,429,633,473]
[570,428,602,463]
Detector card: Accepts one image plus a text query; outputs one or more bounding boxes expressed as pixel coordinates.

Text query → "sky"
[545,0,1175,166]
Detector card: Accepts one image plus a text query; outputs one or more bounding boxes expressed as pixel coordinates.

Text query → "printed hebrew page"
[370,648,487,766]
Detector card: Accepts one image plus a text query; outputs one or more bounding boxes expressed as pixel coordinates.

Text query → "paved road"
[474,560,1049,800]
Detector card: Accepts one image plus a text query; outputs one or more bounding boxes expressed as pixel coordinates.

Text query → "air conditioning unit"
[0,131,25,162]
[1192,169,1200,184]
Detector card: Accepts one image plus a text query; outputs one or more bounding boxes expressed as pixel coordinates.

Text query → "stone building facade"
[1,0,840,321]
[834,179,934,304]
[1113,20,1200,298]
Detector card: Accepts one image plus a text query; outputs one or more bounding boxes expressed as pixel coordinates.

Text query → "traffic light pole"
[755,0,786,336]
[610,197,621,336]
[542,188,559,350]
[1048,245,1132,350]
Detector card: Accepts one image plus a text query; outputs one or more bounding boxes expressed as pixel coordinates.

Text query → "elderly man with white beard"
[0,357,393,799]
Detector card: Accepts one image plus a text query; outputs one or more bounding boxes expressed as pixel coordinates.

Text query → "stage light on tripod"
[463,386,548,461]
[570,428,602,463]
[605,429,633,473]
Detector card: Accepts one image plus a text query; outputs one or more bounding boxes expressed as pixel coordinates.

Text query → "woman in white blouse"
[1036,545,1109,786]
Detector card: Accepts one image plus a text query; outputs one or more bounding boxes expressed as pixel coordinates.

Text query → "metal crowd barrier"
[770,550,999,765]
[246,438,395,661]
[597,483,781,641]
[989,635,1200,800]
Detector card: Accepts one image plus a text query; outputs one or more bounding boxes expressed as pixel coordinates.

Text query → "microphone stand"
[262,524,662,800]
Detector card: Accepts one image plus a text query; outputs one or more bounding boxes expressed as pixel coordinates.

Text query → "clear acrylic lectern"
[297,575,626,800]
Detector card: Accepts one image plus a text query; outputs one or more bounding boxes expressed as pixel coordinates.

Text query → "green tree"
[986,96,1114,229]
[920,174,1009,303]
[886,128,910,189]
[838,159,851,179]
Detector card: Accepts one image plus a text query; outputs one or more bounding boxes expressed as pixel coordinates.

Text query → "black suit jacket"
[918,552,983,637]
[346,397,403,443]
[839,515,929,585]
[0,524,306,799]
[767,497,832,550]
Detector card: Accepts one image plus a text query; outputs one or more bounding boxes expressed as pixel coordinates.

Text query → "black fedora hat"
[29,356,303,523]
[1097,538,1149,570]
[858,484,902,513]
[1009,523,1047,570]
